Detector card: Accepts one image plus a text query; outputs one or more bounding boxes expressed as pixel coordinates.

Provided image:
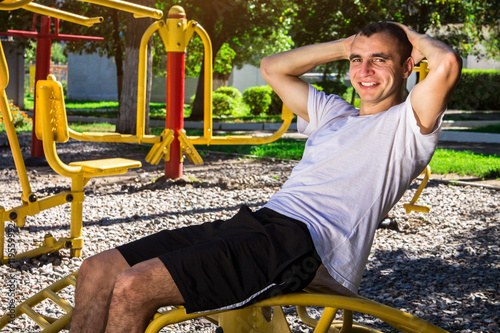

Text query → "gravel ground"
[0,136,499,332]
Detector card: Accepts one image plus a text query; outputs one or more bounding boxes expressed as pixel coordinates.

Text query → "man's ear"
[402,57,414,79]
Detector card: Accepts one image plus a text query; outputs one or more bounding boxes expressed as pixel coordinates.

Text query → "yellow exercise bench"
[30,74,142,257]
[0,269,448,332]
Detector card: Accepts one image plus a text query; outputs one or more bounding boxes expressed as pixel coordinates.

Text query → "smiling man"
[70,22,461,333]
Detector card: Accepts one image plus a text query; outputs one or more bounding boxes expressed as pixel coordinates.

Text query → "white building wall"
[67,52,118,101]
[229,64,267,93]
[465,54,500,70]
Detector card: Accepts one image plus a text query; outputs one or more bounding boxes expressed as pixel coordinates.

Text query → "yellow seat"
[69,158,142,174]
[34,74,142,257]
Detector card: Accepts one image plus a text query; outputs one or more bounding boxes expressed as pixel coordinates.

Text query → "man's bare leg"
[70,249,131,333]
[105,257,185,333]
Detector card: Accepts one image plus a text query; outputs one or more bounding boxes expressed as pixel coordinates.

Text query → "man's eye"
[375,58,386,62]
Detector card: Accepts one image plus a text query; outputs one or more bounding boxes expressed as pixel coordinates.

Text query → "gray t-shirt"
[264,85,441,293]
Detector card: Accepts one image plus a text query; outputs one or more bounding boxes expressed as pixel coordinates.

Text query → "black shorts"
[117,205,321,313]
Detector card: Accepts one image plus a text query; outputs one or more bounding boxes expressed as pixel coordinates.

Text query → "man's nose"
[360,62,374,76]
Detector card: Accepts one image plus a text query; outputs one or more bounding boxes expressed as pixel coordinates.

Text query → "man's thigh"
[116,206,320,313]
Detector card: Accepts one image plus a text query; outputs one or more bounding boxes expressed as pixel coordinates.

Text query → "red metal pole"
[30,15,52,160]
[165,52,185,179]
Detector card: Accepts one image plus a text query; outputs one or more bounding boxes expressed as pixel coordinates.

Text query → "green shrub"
[212,92,237,116]
[448,69,500,110]
[243,85,273,116]
[215,86,242,101]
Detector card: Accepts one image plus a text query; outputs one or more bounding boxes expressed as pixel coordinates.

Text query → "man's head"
[358,22,413,65]
[348,22,414,114]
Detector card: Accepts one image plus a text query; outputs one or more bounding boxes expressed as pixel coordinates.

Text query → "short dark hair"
[358,22,412,65]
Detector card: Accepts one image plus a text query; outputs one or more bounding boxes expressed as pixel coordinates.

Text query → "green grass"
[69,122,116,132]
[196,140,499,179]
[429,149,500,179]
[65,100,119,110]
[4,119,499,179]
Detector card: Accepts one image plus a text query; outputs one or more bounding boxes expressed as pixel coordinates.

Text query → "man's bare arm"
[394,23,462,134]
[260,37,354,122]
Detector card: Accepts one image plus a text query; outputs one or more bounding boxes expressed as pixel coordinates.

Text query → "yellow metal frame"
[0,0,165,264]
[1,0,103,27]
[403,60,431,214]
[73,6,294,164]
[0,270,448,333]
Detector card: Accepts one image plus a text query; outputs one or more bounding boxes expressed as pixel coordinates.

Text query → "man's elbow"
[445,51,463,85]
[260,56,274,82]
[433,51,462,88]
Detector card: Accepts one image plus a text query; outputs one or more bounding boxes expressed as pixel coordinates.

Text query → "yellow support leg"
[404,165,432,214]
[69,177,86,257]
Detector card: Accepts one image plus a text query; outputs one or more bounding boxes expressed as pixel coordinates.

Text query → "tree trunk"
[190,58,206,121]
[116,9,153,134]
[213,71,230,90]
[111,9,124,101]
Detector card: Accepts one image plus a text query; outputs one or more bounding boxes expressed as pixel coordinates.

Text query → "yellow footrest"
[69,158,142,173]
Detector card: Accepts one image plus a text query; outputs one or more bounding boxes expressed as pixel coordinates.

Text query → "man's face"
[349,32,411,112]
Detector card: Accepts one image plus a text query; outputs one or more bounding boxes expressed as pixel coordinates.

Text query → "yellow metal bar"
[0,272,77,332]
[0,42,33,201]
[413,60,429,79]
[68,128,161,144]
[189,104,294,146]
[0,207,6,264]
[38,85,82,178]
[79,0,163,19]
[0,0,32,10]
[145,129,174,165]
[20,304,51,329]
[314,307,337,333]
[43,289,73,312]
[69,177,84,257]
[338,310,353,333]
[145,293,448,333]
[178,129,203,165]
[193,23,214,143]
[404,165,431,214]
[0,41,8,88]
[137,20,163,141]
[23,3,103,27]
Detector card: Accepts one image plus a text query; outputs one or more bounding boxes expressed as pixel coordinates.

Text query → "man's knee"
[110,270,147,308]
[79,253,108,279]
[78,249,129,285]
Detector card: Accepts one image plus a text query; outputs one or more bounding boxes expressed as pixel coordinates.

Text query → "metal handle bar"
[79,0,163,19]
[0,0,33,11]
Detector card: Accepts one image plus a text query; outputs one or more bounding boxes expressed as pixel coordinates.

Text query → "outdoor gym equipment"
[34,74,142,257]
[61,5,296,179]
[403,61,432,214]
[0,14,105,163]
[0,0,163,264]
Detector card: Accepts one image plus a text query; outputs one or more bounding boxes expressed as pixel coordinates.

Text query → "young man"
[70,22,461,332]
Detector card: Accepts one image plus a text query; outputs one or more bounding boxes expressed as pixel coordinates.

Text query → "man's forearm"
[261,39,350,79]
[416,35,462,73]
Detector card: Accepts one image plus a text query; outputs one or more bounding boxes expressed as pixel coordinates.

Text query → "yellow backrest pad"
[35,75,69,143]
